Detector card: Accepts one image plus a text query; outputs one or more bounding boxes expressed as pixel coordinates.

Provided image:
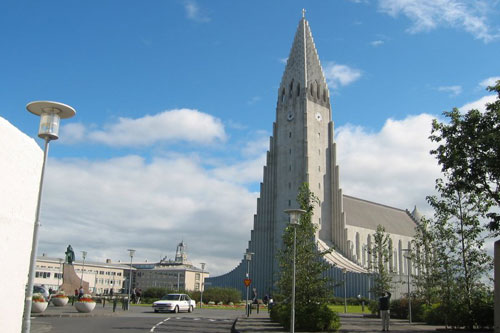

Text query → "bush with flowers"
[77,294,95,303]
[32,293,46,303]
[53,291,67,298]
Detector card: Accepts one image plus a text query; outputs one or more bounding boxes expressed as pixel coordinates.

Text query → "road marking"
[150,317,170,332]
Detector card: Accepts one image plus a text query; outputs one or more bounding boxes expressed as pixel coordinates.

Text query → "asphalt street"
[31,307,241,333]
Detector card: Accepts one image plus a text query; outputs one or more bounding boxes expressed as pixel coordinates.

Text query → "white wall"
[0,117,42,333]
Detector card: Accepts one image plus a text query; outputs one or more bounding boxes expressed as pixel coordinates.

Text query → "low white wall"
[0,117,42,333]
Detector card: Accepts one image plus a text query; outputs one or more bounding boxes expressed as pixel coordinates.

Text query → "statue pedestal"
[60,264,90,295]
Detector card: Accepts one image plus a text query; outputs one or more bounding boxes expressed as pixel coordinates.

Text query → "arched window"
[310,83,315,97]
[297,83,301,96]
[281,88,285,103]
[316,82,321,99]
[289,80,294,96]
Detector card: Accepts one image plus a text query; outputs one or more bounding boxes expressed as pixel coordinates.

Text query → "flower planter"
[75,301,96,313]
[31,301,48,313]
[52,297,69,307]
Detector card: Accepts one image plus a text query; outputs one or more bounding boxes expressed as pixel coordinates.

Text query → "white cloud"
[460,94,497,113]
[183,0,210,23]
[336,113,441,215]
[279,58,288,64]
[378,0,499,42]
[61,109,226,147]
[324,62,362,88]
[479,76,500,88]
[59,123,86,144]
[370,40,385,47]
[39,154,259,276]
[437,85,462,96]
[247,96,262,105]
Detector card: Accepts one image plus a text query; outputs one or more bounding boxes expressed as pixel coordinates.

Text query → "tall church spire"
[279,14,329,106]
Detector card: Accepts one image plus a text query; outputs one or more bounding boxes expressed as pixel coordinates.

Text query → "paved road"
[31,307,241,333]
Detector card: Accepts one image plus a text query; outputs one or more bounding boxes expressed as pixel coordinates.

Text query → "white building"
[132,241,209,292]
[35,254,131,294]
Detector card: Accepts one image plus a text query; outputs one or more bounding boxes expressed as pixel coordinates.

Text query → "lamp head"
[26,101,76,140]
[284,209,306,226]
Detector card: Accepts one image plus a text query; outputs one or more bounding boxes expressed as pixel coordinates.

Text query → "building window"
[289,132,292,138]
[288,200,291,207]
[289,165,291,171]
[318,182,321,189]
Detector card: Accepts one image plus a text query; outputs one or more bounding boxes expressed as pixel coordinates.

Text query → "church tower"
[208,14,415,298]
[219,14,348,295]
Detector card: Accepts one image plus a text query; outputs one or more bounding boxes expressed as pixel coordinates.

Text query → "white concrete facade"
[0,117,43,333]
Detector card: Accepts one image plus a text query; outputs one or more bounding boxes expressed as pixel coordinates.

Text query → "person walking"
[379,291,391,331]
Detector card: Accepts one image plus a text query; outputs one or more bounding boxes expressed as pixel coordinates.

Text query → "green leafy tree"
[429,81,500,235]
[427,175,492,329]
[273,183,339,331]
[368,225,392,296]
[410,217,439,306]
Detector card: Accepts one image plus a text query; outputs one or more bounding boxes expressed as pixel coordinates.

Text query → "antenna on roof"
[302,8,306,19]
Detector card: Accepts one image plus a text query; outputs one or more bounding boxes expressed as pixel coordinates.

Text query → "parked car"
[152,294,196,313]
[33,285,50,301]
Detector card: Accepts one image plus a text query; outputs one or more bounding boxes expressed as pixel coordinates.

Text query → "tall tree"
[427,176,492,329]
[411,217,439,306]
[368,225,393,296]
[429,81,500,235]
[274,183,338,331]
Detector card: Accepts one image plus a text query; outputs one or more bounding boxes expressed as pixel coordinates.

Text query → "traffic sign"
[243,278,252,287]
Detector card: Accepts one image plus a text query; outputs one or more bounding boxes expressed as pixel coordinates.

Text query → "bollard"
[113,298,117,312]
[256,303,259,314]
[103,297,106,307]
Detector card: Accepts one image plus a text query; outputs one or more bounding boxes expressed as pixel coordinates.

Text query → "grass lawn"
[328,304,370,314]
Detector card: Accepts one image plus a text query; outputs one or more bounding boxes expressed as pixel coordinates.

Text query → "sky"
[1,0,499,276]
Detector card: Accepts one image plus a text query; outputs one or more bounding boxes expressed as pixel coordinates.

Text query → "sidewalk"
[31,301,122,318]
[233,312,478,333]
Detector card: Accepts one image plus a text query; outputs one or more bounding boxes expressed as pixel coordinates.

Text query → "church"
[207,14,420,299]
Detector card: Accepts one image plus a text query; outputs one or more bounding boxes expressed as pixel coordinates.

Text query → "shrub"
[195,287,241,304]
[270,302,340,331]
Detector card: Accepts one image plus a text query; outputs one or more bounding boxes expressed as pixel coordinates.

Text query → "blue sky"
[1,0,499,275]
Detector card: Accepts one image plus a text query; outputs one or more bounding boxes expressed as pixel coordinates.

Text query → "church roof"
[343,195,417,237]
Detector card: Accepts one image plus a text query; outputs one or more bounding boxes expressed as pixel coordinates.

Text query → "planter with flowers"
[32,293,48,313]
[74,294,96,313]
[52,291,69,306]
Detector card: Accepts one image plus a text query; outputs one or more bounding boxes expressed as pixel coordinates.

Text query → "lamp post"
[245,251,254,317]
[342,268,347,313]
[22,101,76,333]
[58,258,63,290]
[284,208,306,333]
[127,249,135,309]
[80,251,87,287]
[200,263,206,309]
[402,248,412,323]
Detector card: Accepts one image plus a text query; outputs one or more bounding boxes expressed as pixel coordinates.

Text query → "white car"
[152,293,196,313]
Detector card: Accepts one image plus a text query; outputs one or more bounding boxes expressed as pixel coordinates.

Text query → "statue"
[65,245,75,264]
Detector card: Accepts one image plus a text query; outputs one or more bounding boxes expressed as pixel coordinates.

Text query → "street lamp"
[80,251,87,287]
[58,258,63,290]
[127,249,135,309]
[22,101,76,333]
[402,248,412,324]
[244,251,254,317]
[342,268,347,313]
[284,208,306,333]
[200,263,206,309]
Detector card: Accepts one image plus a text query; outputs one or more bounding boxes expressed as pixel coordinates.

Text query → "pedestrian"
[136,289,142,304]
[379,291,391,331]
[78,286,84,300]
